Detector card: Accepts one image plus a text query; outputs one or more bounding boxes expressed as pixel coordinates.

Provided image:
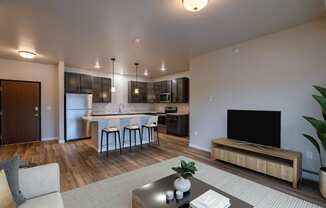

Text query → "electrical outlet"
[194,131,198,136]
[306,151,313,160]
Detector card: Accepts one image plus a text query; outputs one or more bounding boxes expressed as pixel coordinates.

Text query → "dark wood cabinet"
[64,72,111,103]
[80,74,93,93]
[166,114,189,136]
[92,77,111,103]
[128,81,147,103]
[171,77,189,103]
[160,80,171,94]
[65,72,81,93]
[153,82,161,103]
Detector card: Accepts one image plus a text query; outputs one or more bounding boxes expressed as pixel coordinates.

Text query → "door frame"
[0,79,42,145]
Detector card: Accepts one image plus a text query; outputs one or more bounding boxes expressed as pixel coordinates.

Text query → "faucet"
[118,103,125,113]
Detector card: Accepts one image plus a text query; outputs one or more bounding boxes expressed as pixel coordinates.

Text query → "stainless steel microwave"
[160,93,171,102]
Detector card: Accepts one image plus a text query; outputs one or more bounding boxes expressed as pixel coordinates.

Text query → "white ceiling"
[0,0,325,77]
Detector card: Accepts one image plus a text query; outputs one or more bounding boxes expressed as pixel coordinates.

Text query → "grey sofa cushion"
[0,156,26,205]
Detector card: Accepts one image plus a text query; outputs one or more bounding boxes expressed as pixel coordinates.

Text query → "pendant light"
[134,62,140,95]
[110,58,116,93]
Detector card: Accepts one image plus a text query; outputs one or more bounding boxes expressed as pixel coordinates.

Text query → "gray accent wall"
[189,18,326,179]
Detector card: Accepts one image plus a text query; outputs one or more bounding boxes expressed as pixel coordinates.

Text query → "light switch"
[47,106,52,111]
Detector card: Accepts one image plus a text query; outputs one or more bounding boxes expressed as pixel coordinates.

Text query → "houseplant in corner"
[303,85,326,198]
[172,160,198,192]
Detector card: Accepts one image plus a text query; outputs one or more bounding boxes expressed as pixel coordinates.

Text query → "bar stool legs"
[123,128,143,151]
[100,130,122,154]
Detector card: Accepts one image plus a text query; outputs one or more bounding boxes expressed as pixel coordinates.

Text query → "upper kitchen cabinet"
[80,74,93,94]
[153,82,161,103]
[160,80,171,93]
[65,72,81,93]
[128,81,148,103]
[92,77,111,103]
[171,77,189,103]
[146,82,156,103]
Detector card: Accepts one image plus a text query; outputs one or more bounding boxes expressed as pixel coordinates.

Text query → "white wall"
[190,18,326,179]
[65,67,154,113]
[0,58,59,140]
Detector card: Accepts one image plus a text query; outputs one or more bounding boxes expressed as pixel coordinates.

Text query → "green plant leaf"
[317,133,326,151]
[303,134,321,154]
[181,160,187,168]
[303,116,326,133]
[313,95,326,113]
[314,85,326,97]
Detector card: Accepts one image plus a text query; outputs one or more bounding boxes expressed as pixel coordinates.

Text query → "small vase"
[320,167,326,199]
[174,177,191,192]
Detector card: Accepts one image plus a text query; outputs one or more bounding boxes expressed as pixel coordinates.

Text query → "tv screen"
[227,110,281,147]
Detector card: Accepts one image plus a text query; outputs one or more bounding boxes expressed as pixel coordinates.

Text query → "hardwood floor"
[0,133,325,206]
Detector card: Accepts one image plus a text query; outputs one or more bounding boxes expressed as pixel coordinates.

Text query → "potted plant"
[172,160,198,192]
[303,85,326,198]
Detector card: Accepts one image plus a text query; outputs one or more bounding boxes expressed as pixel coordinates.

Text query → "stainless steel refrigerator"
[65,93,92,141]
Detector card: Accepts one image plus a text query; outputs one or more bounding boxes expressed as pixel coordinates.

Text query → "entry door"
[1,81,41,144]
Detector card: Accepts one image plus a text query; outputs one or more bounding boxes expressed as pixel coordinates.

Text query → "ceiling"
[0,0,325,77]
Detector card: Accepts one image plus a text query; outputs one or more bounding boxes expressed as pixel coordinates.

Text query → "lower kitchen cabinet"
[166,114,189,137]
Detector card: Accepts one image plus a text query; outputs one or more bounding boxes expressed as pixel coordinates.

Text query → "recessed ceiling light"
[18,50,36,59]
[134,37,141,44]
[94,61,101,69]
[182,0,208,12]
[144,70,148,76]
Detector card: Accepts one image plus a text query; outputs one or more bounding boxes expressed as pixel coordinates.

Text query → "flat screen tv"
[227,110,281,147]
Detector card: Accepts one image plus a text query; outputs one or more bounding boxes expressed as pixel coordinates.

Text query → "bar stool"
[123,117,142,151]
[142,116,159,145]
[100,119,122,154]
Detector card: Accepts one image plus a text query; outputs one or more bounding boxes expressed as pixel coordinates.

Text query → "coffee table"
[132,174,253,208]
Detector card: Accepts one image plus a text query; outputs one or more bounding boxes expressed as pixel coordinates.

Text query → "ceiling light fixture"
[160,64,166,72]
[18,50,36,59]
[134,62,140,95]
[144,69,148,76]
[110,58,116,93]
[94,60,101,69]
[134,37,141,44]
[182,0,208,12]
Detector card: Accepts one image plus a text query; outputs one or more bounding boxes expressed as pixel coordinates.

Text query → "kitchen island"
[83,114,156,152]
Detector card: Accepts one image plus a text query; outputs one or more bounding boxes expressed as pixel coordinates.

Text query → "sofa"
[18,163,64,208]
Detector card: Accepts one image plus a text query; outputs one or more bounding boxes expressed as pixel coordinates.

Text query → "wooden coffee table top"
[132,174,253,208]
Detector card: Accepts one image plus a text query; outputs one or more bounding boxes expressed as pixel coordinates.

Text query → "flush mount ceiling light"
[182,0,208,12]
[18,50,36,59]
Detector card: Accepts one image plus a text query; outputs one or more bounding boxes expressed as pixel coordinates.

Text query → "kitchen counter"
[83,114,156,152]
[91,111,159,116]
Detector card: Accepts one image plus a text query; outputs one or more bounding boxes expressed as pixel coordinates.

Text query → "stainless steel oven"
[160,93,171,103]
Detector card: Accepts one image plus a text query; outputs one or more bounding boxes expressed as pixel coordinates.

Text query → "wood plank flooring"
[0,133,325,206]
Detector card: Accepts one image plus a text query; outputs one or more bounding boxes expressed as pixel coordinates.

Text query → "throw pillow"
[0,157,26,205]
[0,170,16,208]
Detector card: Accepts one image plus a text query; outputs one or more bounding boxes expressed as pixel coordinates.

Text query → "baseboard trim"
[189,143,210,152]
[42,137,58,141]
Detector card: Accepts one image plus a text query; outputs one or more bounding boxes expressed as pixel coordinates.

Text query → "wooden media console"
[211,138,302,188]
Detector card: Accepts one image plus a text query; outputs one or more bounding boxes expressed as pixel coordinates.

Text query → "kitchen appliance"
[65,93,92,141]
[159,93,171,103]
[227,109,281,147]
[157,106,178,133]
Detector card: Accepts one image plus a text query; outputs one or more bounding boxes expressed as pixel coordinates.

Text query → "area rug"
[62,156,322,208]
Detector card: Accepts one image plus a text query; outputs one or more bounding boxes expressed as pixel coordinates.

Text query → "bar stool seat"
[125,125,139,130]
[103,127,119,132]
[143,123,156,128]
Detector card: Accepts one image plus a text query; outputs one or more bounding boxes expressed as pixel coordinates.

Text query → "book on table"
[190,189,231,208]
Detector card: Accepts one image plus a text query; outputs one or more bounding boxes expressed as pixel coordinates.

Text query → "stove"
[157,106,178,131]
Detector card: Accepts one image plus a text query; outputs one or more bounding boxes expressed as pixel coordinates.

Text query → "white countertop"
[83,114,155,122]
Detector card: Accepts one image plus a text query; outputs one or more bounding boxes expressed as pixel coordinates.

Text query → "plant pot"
[320,167,326,199]
[174,177,191,192]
